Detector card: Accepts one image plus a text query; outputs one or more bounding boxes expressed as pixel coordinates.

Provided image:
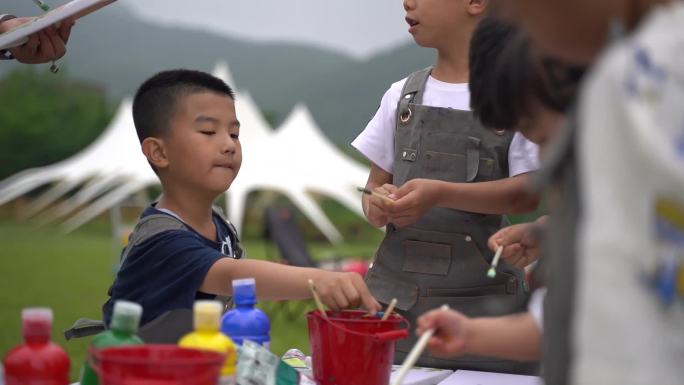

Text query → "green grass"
[0,209,380,381]
[0,217,113,381]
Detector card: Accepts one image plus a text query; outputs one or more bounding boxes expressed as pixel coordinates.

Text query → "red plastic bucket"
[307,310,409,385]
[89,345,224,385]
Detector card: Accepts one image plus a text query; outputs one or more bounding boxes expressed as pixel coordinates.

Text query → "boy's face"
[162,91,242,195]
[403,0,479,50]
[495,0,620,65]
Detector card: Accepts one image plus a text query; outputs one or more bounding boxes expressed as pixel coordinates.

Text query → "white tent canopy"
[0,63,371,243]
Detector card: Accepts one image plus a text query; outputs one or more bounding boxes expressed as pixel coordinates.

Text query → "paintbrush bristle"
[356,186,372,195]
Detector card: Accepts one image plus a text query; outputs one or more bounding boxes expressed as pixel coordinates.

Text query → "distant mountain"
[1,1,434,144]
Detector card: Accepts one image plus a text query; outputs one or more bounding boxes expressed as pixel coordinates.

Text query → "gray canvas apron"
[365,67,534,373]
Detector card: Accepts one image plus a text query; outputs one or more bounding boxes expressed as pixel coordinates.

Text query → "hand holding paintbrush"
[357,186,395,202]
[357,185,397,227]
[392,305,451,385]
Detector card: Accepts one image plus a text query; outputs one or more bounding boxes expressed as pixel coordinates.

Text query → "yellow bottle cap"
[193,300,222,331]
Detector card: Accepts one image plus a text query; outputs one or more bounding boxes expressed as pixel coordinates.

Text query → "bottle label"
[237,340,279,385]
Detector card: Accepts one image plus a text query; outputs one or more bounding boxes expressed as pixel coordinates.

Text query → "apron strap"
[396,66,433,127]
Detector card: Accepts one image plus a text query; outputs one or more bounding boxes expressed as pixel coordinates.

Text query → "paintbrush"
[308,279,328,319]
[381,298,398,321]
[392,304,450,385]
[487,246,504,278]
[356,186,394,202]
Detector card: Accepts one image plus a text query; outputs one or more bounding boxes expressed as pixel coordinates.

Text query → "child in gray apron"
[352,0,540,373]
[360,67,534,373]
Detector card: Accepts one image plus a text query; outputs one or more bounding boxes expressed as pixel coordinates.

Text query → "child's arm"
[387,173,539,227]
[200,258,382,313]
[417,307,541,361]
[361,163,396,227]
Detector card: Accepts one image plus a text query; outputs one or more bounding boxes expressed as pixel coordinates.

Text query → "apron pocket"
[424,151,466,183]
[366,269,419,311]
[402,239,452,276]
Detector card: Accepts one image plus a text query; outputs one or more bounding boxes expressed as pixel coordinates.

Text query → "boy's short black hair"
[132,69,235,143]
[469,16,584,130]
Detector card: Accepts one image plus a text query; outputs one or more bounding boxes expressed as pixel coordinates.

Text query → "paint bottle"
[179,301,237,385]
[221,278,271,348]
[3,308,70,385]
[80,300,143,385]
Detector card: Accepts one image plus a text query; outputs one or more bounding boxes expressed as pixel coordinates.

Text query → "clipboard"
[0,0,117,50]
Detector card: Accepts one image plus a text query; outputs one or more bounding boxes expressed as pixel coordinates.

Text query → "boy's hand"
[488,216,546,269]
[313,271,381,314]
[417,307,471,357]
[387,179,441,227]
[2,17,75,64]
[366,184,397,227]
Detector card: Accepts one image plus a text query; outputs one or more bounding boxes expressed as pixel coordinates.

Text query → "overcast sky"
[123,0,411,58]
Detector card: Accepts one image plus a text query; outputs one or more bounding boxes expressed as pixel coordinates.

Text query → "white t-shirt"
[527,288,546,332]
[351,75,540,177]
[573,3,684,384]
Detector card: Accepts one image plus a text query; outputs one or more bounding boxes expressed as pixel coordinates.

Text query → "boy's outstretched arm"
[201,258,382,313]
[388,173,539,227]
[362,163,396,228]
[417,307,541,362]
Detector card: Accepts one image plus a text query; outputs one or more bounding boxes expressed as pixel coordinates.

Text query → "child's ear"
[466,0,488,16]
[141,137,169,169]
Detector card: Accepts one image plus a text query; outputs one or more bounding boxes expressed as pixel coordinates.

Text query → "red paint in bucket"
[89,345,224,385]
[307,310,409,385]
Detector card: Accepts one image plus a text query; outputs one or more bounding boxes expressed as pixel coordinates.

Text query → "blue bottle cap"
[233,278,257,306]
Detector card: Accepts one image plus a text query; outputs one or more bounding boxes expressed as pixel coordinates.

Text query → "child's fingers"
[340,279,362,309]
[46,30,66,59]
[368,198,383,211]
[488,226,515,251]
[427,337,454,357]
[488,233,503,251]
[501,244,523,262]
[498,243,520,261]
[373,185,395,202]
[37,31,55,59]
[489,223,533,251]
[59,18,75,43]
[430,339,464,357]
[389,191,419,213]
[351,274,381,314]
[366,202,390,228]
[417,309,440,334]
[371,195,393,211]
[332,289,350,309]
[427,336,444,349]
[14,34,40,59]
[381,184,399,195]
[322,292,341,311]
